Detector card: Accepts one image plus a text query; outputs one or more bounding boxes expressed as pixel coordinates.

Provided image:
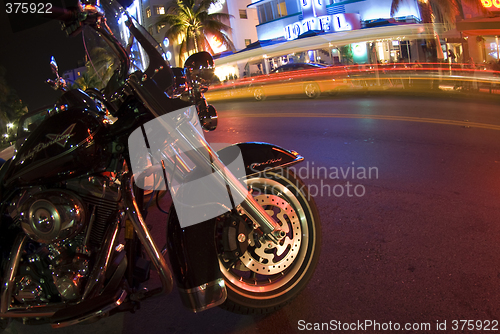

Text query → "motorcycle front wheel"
[219,169,321,314]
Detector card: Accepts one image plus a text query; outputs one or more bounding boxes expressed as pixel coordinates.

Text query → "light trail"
[228,113,500,131]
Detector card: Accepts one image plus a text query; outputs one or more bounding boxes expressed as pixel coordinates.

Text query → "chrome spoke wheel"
[304,82,320,98]
[253,87,265,101]
[219,169,321,313]
[238,193,301,276]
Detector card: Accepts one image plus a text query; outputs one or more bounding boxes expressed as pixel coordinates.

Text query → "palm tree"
[157,0,235,65]
[0,66,28,139]
[84,47,118,89]
[390,0,483,24]
[73,72,102,91]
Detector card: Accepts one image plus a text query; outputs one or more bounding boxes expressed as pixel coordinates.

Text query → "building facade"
[211,0,499,79]
[456,0,500,64]
[249,0,421,41]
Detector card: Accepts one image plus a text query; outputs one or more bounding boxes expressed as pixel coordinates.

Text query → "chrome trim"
[51,290,127,328]
[0,310,56,318]
[10,127,101,176]
[0,303,65,318]
[122,174,173,295]
[1,234,27,314]
[177,279,227,313]
[244,155,304,178]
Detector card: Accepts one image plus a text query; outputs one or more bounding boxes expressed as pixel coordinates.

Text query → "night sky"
[0,1,85,110]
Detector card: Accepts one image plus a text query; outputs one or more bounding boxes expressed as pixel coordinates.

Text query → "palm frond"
[154,0,235,64]
[390,0,404,16]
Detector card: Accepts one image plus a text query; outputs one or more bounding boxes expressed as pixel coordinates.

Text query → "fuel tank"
[4,101,112,187]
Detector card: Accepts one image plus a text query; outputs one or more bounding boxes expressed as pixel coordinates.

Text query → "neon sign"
[481,0,500,10]
[284,13,361,40]
[284,15,332,40]
[333,14,352,31]
[301,0,327,19]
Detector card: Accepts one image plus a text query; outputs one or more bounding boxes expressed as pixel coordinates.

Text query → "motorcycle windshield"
[82,0,170,89]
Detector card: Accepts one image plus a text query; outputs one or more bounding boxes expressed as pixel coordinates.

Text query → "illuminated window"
[155,6,165,15]
[146,7,151,18]
[257,2,273,23]
[245,39,251,46]
[257,0,287,24]
[239,9,247,19]
[148,26,154,35]
[277,0,287,17]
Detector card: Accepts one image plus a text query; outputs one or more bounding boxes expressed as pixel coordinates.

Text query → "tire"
[253,87,266,101]
[328,88,340,96]
[304,82,321,98]
[219,169,321,314]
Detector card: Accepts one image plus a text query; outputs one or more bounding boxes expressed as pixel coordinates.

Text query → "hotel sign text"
[284,13,361,40]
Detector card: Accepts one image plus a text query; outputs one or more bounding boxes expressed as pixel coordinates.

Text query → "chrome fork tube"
[1,234,27,314]
[122,175,173,295]
[174,119,281,240]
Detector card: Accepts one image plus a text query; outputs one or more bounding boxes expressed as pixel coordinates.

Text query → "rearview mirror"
[184,52,214,92]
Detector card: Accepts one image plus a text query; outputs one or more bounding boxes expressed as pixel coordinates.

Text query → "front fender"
[166,208,227,313]
[217,142,304,178]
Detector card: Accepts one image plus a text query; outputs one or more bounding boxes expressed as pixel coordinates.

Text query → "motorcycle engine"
[16,189,86,244]
[7,174,121,304]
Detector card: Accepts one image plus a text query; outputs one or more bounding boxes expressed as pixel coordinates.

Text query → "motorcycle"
[0,0,321,330]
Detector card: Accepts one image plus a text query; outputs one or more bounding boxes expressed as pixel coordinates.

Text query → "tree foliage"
[0,66,28,130]
[72,47,117,91]
[73,71,102,91]
[157,0,235,65]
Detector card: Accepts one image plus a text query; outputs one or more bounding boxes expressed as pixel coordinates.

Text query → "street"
[6,94,500,334]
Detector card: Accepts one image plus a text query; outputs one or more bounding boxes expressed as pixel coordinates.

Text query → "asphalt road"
[6,94,500,334]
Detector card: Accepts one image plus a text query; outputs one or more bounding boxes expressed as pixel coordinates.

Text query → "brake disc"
[239,194,302,275]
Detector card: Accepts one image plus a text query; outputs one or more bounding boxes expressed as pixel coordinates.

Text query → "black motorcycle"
[0,0,321,330]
